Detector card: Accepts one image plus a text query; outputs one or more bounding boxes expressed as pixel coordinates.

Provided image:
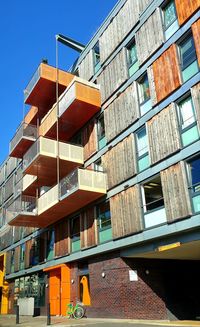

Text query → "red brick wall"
[86,253,167,319]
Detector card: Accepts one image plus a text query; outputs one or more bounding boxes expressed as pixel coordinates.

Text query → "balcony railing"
[6,195,37,224]
[10,123,37,157]
[24,66,41,103]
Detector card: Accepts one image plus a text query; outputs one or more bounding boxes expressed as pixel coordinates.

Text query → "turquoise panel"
[193,194,200,213]
[99,136,107,150]
[182,61,199,83]
[140,99,152,116]
[182,125,199,147]
[94,61,101,74]
[129,61,139,77]
[138,154,149,172]
[72,239,80,252]
[99,228,112,244]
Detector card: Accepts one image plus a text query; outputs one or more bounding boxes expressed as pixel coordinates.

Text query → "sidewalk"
[0,315,200,327]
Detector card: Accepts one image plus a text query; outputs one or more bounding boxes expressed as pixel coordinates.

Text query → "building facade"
[0,0,200,320]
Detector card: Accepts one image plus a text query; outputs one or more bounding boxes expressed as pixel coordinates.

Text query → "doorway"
[49,269,61,315]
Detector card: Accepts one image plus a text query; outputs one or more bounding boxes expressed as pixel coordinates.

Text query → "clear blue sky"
[0,0,117,164]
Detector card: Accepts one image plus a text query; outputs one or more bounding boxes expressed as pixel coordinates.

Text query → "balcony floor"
[10,137,36,158]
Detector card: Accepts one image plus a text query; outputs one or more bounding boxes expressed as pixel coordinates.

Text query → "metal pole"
[47,303,51,325]
[15,304,19,325]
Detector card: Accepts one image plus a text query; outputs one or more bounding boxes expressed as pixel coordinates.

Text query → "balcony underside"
[10,137,35,158]
[9,189,105,228]
[24,155,82,187]
[22,177,38,196]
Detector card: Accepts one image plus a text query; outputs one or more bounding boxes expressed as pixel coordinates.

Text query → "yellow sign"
[158,242,181,252]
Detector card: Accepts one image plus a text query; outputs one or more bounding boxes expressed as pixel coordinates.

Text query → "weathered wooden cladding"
[161,162,192,222]
[5,251,11,275]
[147,103,181,165]
[99,0,140,63]
[14,246,20,272]
[102,134,136,189]
[110,185,143,239]
[152,44,182,103]
[97,48,128,103]
[147,66,158,106]
[78,50,94,81]
[104,82,139,142]
[83,119,97,161]
[25,239,33,269]
[192,18,200,67]
[55,220,69,257]
[175,0,200,26]
[80,207,97,249]
[13,227,22,243]
[135,8,164,66]
[191,82,200,130]
[139,0,153,13]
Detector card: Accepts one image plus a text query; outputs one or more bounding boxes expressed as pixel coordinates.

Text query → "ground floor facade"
[3,250,200,320]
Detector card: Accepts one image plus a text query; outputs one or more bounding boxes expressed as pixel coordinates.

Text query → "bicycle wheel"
[73,305,85,319]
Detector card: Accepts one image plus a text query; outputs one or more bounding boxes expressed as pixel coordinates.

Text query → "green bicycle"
[66,302,85,319]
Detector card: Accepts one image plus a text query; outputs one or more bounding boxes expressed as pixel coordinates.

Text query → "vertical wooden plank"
[14,246,20,272]
[161,162,192,222]
[25,239,32,268]
[175,0,200,26]
[147,103,181,164]
[147,66,157,106]
[83,119,97,161]
[80,207,96,249]
[152,44,182,103]
[191,82,200,130]
[110,185,143,239]
[5,251,11,275]
[192,19,200,67]
[78,50,94,81]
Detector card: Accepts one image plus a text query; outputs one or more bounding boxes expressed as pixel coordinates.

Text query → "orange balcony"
[24,106,38,125]
[24,63,74,118]
[39,77,101,141]
[8,168,107,228]
[9,123,37,158]
[23,136,84,187]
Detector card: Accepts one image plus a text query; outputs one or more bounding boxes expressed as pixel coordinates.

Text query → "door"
[49,269,61,315]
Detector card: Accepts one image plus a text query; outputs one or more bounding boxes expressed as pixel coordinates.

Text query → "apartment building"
[0,0,200,320]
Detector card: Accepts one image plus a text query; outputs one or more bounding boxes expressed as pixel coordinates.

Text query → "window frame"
[178,33,198,71]
[93,41,101,73]
[187,156,200,214]
[138,73,151,105]
[142,175,165,214]
[135,126,149,172]
[127,40,138,68]
[96,200,111,232]
[97,114,106,150]
[162,0,178,31]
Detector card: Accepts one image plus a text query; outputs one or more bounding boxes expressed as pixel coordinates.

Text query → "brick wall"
[86,252,167,319]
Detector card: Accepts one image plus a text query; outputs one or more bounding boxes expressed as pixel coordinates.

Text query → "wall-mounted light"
[71,279,75,284]
[145,269,150,275]
[101,272,106,278]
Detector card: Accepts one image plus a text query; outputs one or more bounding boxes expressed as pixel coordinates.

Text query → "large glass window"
[97,201,112,243]
[46,230,55,261]
[70,216,80,252]
[127,40,139,76]
[97,115,106,150]
[187,157,200,213]
[142,176,166,228]
[163,0,179,40]
[138,73,152,116]
[31,238,40,266]
[179,34,199,82]
[136,127,149,172]
[93,41,101,73]
[177,95,199,147]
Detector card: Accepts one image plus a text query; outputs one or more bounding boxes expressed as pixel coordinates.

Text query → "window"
[93,41,101,73]
[46,229,55,261]
[20,244,25,270]
[97,201,112,243]
[177,95,199,147]
[94,158,103,172]
[70,216,80,252]
[179,34,199,82]
[127,40,139,76]
[136,127,149,172]
[163,0,179,40]
[70,131,82,146]
[31,238,40,266]
[97,115,106,150]
[138,73,152,116]
[187,157,200,213]
[142,176,166,228]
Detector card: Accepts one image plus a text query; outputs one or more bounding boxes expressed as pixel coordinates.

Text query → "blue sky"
[0,0,117,164]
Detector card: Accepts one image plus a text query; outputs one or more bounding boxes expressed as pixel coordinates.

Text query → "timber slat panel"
[14,246,20,272]
[152,44,182,103]
[110,185,143,239]
[175,0,200,26]
[135,8,164,65]
[5,251,11,275]
[192,19,200,67]
[78,50,94,81]
[104,82,139,142]
[99,0,140,63]
[161,162,192,222]
[191,82,200,130]
[80,207,97,249]
[25,239,33,269]
[139,0,152,13]
[83,120,97,161]
[147,66,157,106]
[147,103,181,164]
[102,134,136,189]
[97,48,128,103]
[55,220,69,257]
